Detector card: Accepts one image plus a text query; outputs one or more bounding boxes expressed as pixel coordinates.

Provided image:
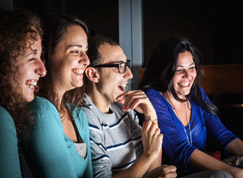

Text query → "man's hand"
[117,90,157,121]
[142,120,163,159]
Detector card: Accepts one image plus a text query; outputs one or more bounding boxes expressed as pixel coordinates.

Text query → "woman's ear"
[85,66,99,83]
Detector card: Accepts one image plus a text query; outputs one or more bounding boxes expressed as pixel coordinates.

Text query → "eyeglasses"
[93,60,130,74]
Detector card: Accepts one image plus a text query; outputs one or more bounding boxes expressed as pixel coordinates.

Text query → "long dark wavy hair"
[38,14,89,114]
[139,36,218,116]
[0,8,43,138]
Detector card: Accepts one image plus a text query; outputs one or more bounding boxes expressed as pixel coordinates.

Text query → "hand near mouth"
[117,90,157,123]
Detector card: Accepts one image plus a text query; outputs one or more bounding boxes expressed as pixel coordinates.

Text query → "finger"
[147,122,158,137]
[154,127,162,136]
[117,90,139,100]
[129,96,148,110]
[142,120,152,133]
[123,94,146,111]
[117,98,126,104]
[158,133,164,143]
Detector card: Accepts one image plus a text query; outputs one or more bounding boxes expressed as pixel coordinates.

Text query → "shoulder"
[0,106,12,120]
[81,94,102,128]
[199,87,207,98]
[192,87,209,103]
[144,88,160,99]
[144,88,167,107]
[81,94,99,119]
[111,102,136,117]
[29,96,61,127]
[0,106,16,131]
[72,106,89,125]
[30,96,55,109]
[30,96,58,114]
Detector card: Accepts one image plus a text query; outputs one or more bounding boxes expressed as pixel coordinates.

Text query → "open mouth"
[178,81,190,87]
[72,69,83,75]
[25,80,37,89]
[118,84,126,92]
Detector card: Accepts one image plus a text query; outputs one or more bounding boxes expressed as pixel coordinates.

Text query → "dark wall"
[143,0,243,65]
[14,0,119,41]
[14,0,243,65]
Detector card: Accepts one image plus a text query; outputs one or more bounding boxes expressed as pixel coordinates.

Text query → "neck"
[164,91,190,107]
[163,91,191,125]
[86,86,110,114]
[54,86,65,111]
[163,91,181,108]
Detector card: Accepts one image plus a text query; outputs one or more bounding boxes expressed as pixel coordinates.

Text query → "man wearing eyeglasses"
[82,35,177,178]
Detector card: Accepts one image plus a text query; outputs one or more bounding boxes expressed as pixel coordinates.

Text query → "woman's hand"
[143,164,177,178]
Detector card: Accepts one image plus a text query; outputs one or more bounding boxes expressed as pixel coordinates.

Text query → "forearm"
[147,147,162,172]
[113,153,156,178]
[190,149,240,176]
[226,138,243,155]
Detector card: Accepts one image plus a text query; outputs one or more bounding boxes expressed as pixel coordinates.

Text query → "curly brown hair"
[0,8,43,138]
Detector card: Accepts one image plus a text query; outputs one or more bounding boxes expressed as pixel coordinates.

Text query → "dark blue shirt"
[144,87,238,176]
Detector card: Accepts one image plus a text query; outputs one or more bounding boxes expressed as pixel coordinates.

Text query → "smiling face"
[11,35,46,102]
[51,25,89,95]
[96,43,133,103]
[172,51,197,99]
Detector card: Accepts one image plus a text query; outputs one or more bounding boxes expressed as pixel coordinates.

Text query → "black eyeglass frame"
[93,60,130,74]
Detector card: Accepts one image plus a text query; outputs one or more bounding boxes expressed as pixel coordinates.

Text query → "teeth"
[73,69,83,74]
[26,80,37,88]
[179,82,189,87]
[120,84,126,90]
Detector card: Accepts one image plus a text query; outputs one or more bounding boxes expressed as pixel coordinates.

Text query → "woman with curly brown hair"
[0,8,46,177]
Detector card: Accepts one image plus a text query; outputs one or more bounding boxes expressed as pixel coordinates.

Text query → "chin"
[73,82,84,89]
[23,93,35,102]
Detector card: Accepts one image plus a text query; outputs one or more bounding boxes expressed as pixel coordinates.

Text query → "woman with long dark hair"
[139,36,243,177]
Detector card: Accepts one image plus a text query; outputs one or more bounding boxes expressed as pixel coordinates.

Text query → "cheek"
[192,71,197,80]
[52,54,70,71]
[52,60,70,76]
[17,66,29,83]
[172,74,180,84]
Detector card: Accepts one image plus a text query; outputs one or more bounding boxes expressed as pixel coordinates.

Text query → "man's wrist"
[144,115,157,123]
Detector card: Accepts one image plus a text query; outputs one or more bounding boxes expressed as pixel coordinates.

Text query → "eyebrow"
[65,45,88,51]
[24,49,38,58]
[177,63,195,68]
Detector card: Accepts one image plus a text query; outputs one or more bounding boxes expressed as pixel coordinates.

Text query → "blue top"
[0,106,22,178]
[144,88,238,176]
[24,96,93,178]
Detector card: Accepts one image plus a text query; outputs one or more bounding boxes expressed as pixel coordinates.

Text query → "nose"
[183,69,191,79]
[79,51,90,68]
[35,59,46,77]
[124,66,133,80]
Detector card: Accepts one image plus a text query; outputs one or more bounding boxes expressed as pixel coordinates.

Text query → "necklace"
[161,92,192,146]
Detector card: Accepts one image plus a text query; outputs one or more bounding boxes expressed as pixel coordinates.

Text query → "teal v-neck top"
[24,96,93,178]
[0,106,22,178]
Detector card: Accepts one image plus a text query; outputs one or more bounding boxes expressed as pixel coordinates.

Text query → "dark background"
[12,0,243,139]
[13,0,243,65]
